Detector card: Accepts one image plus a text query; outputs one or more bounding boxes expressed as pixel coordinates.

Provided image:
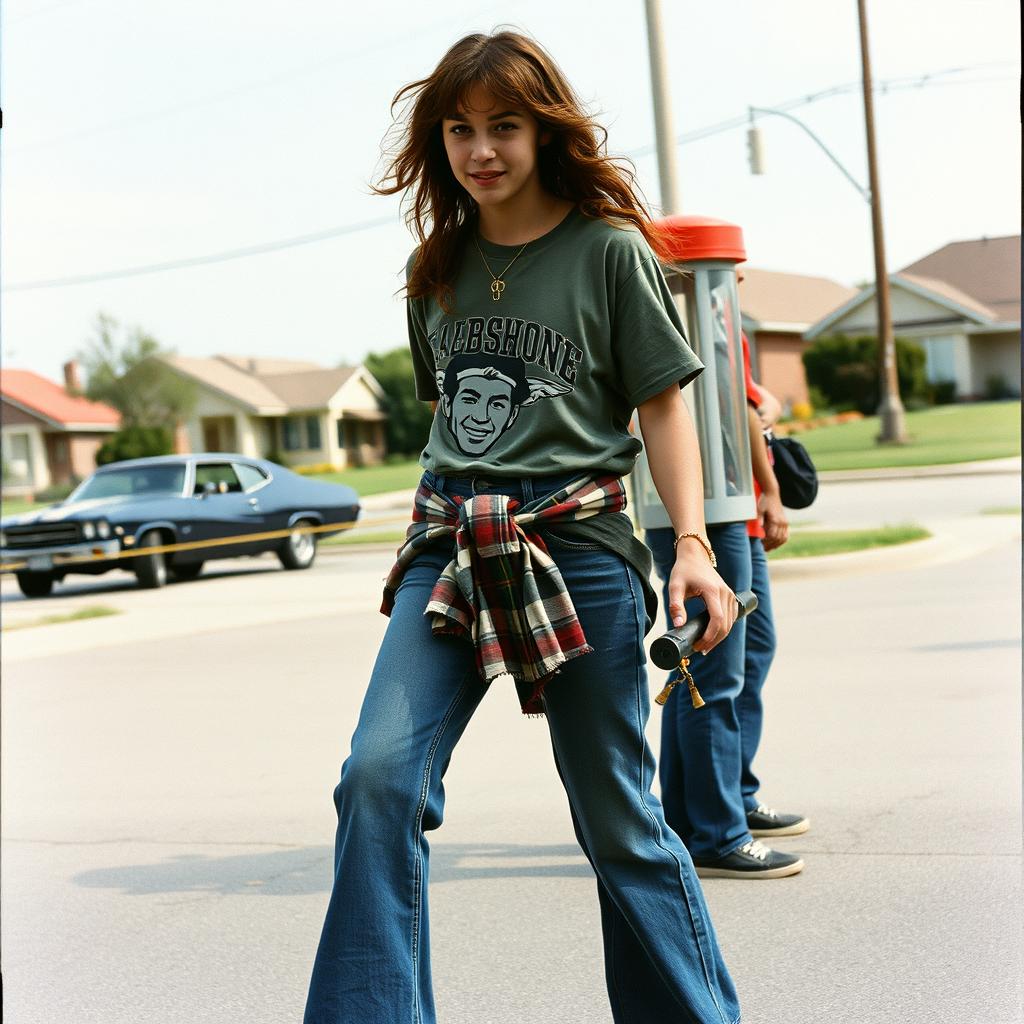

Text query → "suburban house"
[160,355,389,468]
[1,363,120,497]
[805,234,1021,400]
[738,268,858,408]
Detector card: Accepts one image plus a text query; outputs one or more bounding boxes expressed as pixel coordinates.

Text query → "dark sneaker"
[692,839,804,879]
[746,803,810,838]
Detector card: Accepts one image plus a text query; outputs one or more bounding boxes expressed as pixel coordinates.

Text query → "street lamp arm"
[748,105,871,203]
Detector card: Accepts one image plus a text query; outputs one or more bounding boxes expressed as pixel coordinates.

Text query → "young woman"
[304,31,741,1024]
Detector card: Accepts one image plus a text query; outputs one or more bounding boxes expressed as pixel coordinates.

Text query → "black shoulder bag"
[765,430,819,509]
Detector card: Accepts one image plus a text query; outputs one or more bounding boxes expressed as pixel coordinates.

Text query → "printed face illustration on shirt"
[437,353,571,457]
[448,374,517,455]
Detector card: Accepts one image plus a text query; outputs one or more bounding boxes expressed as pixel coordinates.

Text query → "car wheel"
[278,519,317,570]
[134,530,169,589]
[15,571,54,598]
[170,561,204,581]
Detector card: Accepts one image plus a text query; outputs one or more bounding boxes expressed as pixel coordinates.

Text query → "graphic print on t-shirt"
[428,314,583,457]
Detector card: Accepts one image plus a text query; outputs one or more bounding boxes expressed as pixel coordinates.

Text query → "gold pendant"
[491,279,505,301]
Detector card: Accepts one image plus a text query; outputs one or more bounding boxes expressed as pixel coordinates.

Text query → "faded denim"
[305,472,741,1024]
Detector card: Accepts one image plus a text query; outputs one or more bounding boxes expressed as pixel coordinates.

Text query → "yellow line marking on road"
[1,515,414,573]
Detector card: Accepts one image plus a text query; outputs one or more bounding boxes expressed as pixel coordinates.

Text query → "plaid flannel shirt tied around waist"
[381,474,628,715]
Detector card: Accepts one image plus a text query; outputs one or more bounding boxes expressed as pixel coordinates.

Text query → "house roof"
[0,369,120,428]
[162,356,289,413]
[898,234,1020,323]
[162,355,365,413]
[259,367,358,409]
[738,268,859,330]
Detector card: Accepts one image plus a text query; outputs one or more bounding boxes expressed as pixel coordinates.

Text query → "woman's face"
[441,84,547,211]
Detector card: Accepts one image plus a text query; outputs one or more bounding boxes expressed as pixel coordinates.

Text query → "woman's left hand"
[666,540,737,654]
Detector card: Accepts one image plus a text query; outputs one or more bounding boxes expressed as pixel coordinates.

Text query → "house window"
[921,336,957,384]
[2,432,33,487]
[304,415,321,450]
[282,418,302,451]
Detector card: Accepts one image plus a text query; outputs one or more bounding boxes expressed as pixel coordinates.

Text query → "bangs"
[423,35,555,125]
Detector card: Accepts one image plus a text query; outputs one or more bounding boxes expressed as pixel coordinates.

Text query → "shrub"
[803,335,928,415]
[984,374,1018,400]
[292,463,337,476]
[96,425,173,465]
[790,401,813,420]
[263,448,288,467]
[929,380,957,405]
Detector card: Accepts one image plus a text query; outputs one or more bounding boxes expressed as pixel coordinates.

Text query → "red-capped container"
[632,215,755,528]
[656,215,748,264]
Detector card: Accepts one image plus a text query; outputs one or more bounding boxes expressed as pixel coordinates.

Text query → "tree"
[78,314,196,430]
[78,314,196,464]
[364,347,434,456]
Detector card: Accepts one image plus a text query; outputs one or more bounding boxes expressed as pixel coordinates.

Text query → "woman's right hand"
[666,540,737,654]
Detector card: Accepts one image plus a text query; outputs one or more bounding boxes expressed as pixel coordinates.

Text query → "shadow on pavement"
[71,842,592,897]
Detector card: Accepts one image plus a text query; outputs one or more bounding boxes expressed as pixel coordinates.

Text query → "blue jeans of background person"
[305,472,741,1024]
[645,523,753,860]
[739,536,777,812]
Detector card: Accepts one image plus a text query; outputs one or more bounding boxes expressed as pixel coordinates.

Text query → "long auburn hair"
[374,31,666,311]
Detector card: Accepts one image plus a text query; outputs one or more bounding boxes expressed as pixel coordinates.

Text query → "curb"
[766,515,1020,581]
[818,457,1020,483]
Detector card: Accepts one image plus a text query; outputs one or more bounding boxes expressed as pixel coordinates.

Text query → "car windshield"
[73,464,187,500]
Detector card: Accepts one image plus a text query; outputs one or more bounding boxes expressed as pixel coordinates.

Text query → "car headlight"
[96,520,111,539]
[82,521,96,539]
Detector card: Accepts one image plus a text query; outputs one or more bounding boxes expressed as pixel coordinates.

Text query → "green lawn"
[1,497,49,518]
[797,401,1020,471]
[2,605,121,632]
[767,525,931,560]
[311,460,422,496]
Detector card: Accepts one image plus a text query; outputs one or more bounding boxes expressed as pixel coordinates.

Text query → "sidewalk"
[358,456,1021,510]
[819,455,1020,483]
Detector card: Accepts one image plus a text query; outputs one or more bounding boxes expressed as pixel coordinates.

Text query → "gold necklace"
[473,234,528,301]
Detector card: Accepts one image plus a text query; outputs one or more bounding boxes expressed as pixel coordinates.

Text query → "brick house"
[738,268,859,408]
[1,362,120,497]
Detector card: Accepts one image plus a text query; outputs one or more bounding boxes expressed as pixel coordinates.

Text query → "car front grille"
[3,522,82,549]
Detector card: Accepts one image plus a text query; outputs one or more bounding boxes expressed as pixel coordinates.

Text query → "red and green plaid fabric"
[381,474,628,715]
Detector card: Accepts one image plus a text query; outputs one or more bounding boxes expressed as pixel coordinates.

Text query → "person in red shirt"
[646,331,810,878]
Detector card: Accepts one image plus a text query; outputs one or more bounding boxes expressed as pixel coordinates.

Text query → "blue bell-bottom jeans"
[304,472,740,1024]
[645,525,777,859]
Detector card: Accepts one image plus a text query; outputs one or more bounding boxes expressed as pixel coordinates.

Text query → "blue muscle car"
[1,454,360,597]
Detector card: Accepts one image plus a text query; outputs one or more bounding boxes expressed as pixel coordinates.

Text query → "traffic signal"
[747,125,765,175]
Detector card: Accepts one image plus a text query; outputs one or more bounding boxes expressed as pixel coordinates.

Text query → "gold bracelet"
[673,531,717,568]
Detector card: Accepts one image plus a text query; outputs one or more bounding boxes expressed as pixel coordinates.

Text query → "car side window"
[233,463,269,493]
[194,463,243,494]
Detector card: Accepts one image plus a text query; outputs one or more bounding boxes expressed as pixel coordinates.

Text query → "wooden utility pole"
[858,0,907,443]
[644,0,681,214]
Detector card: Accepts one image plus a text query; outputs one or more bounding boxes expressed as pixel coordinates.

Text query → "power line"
[7,6,523,155]
[625,62,1019,158]
[3,215,401,292]
[4,63,1018,293]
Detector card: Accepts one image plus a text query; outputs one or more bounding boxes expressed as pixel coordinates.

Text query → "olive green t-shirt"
[407,207,703,478]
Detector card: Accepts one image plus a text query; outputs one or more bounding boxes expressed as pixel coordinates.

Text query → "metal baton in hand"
[651,590,758,709]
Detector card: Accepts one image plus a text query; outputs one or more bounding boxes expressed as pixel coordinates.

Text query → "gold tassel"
[655,657,704,709]
[654,679,678,706]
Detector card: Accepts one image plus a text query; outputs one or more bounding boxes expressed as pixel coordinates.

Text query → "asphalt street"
[2,472,1021,1024]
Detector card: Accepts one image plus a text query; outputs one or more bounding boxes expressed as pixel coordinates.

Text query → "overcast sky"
[2,0,1019,381]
